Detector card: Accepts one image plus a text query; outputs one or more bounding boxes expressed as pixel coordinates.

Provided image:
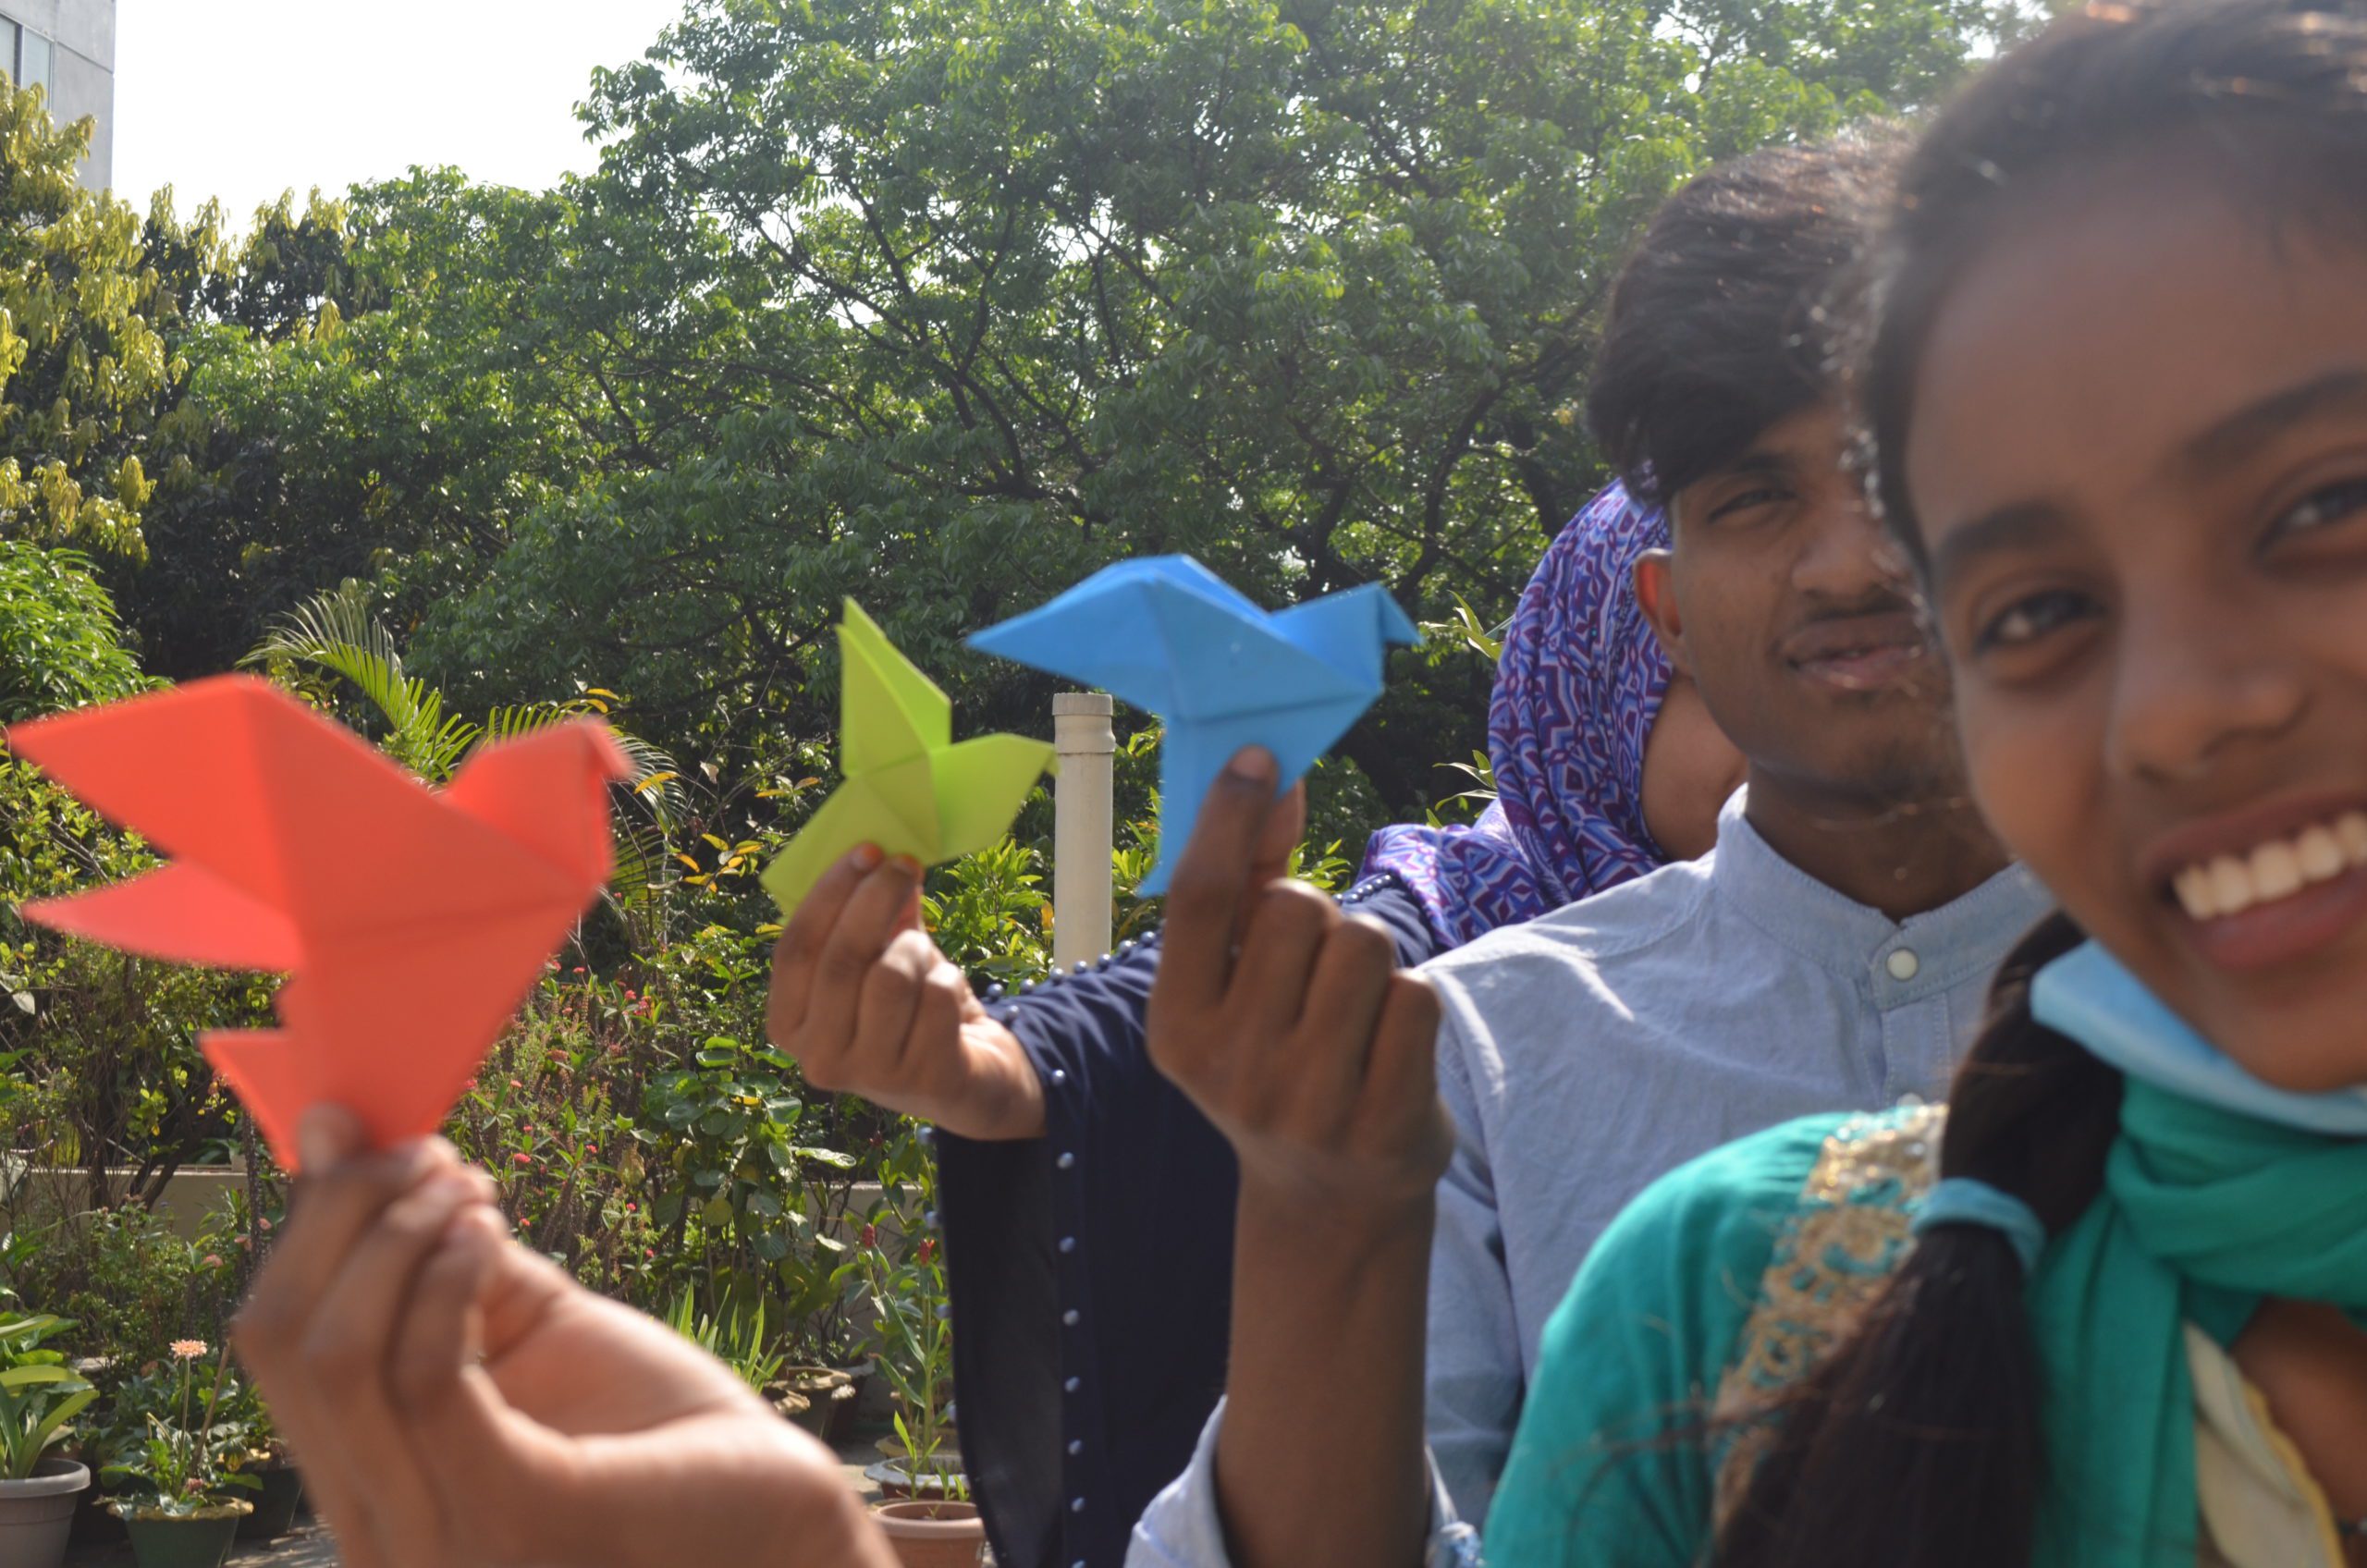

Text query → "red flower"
[624,1202,637,1213]
[917,1238,938,1264]
[861,1223,878,1247]
[644,1248,656,1260]
[511,1153,533,1167]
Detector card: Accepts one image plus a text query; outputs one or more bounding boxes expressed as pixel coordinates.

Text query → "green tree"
[0,77,178,558]
[405,0,1998,814]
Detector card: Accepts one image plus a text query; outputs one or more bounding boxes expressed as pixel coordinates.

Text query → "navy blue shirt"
[935,874,1439,1568]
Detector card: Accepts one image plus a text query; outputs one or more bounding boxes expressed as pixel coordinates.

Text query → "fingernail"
[891,854,925,877]
[296,1107,354,1172]
[1225,748,1276,784]
[852,844,884,870]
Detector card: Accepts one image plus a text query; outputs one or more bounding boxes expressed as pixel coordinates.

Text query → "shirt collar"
[1710,788,2052,997]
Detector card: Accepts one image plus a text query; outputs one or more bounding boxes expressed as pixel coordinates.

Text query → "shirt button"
[1064,1377,1081,1393]
[1063,1308,1081,1326]
[1072,1498,1086,1513]
[1057,1152,1076,1170]
[1068,1439,1084,1456]
[1887,949,1921,982]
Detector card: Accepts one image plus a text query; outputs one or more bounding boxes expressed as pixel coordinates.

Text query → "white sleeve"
[1126,1401,1484,1568]
[1422,999,1527,1525]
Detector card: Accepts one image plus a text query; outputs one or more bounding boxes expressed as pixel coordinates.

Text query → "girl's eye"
[1973,588,2096,654]
[2267,475,2367,544]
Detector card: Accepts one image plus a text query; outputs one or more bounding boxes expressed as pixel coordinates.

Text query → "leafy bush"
[0,541,150,724]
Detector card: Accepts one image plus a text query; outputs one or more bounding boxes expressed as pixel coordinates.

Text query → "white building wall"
[1,0,116,190]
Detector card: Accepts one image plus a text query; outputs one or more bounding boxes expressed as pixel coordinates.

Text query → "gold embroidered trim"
[1710,1101,1948,1527]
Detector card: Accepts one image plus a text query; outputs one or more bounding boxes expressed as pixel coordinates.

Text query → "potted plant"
[0,1310,97,1568]
[856,1164,982,1568]
[101,1341,256,1568]
[219,1369,302,1541]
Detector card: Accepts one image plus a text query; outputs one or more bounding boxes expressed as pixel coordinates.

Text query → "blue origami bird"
[967,556,1419,894]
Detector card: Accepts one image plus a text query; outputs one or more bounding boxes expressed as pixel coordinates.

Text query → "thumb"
[1248,781,1309,887]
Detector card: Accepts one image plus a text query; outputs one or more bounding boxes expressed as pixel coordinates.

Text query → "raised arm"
[1140,749,1452,1568]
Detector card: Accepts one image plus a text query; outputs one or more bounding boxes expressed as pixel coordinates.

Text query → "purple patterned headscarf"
[1362,482,1674,949]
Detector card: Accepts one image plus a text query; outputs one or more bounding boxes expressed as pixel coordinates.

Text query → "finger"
[387,1208,501,1420]
[386,1214,581,1562]
[290,1171,489,1559]
[796,857,926,1067]
[1153,747,1282,1008]
[1225,880,1336,1040]
[1290,913,1398,1114]
[767,844,886,1043]
[847,928,935,1086]
[1364,974,1447,1138]
[240,1121,457,1382]
[909,963,970,1088]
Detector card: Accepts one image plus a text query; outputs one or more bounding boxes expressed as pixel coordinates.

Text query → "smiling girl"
[1481,1,2367,1563]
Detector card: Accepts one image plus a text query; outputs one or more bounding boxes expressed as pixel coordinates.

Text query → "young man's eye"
[1973,589,2095,653]
[2267,474,2367,544]
[1706,486,1793,524]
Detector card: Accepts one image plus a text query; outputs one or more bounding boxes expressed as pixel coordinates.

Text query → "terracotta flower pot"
[769,1367,855,1440]
[236,1464,304,1541]
[115,1502,252,1568]
[0,1457,90,1568]
[873,1500,985,1568]
[769,1386,817,1434]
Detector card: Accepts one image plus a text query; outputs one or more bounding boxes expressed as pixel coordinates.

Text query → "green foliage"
[855,1130,960,1494]
[0,1205,245,1378]
[0,78,177,559]
[0,1308,96,1480]
[663,1292,787,1394]
[0,539,149,722]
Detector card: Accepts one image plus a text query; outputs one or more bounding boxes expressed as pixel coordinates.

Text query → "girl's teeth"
[2298,825,2349,883]
[2174,866,2216,922]
[2342,813,2367,864]
[2178,812,2367,921]
[2209,855,2257,917]
[2250,840,2303,901]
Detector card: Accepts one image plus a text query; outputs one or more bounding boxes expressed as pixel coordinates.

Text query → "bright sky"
[114,0,687,227]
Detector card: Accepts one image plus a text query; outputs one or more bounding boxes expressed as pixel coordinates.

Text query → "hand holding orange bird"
[6,674,627,1169]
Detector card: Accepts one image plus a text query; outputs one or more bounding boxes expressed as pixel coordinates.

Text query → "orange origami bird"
[6,674,629,1169]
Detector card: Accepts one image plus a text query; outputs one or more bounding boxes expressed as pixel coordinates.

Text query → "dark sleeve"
[936,875,1438,1568]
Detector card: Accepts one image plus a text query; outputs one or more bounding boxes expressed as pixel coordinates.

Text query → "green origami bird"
[762,601,1054,915]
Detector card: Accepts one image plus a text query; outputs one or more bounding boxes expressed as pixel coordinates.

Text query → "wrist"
[1235,1174,1434,1274]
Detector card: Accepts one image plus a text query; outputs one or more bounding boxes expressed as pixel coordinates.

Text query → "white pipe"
[1051,692,1115,971]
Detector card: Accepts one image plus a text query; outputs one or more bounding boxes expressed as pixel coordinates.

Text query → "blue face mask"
[2032,939,2367,1136]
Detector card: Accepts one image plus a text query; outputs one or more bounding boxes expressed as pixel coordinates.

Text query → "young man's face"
[1638,401,1962,809]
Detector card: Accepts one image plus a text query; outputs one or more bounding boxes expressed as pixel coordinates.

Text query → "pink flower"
[624,1202,637,1213]
[202,1254,222,1268]
[184,1478,202,1495]
[171,1339,208,1360]
[861,1223,877,1247]
[259,1217,274,1231]
[236,1236,251,1251]
[644,1248,656,1260]
[511,1153,533,1167]
[509,1078,523,1090]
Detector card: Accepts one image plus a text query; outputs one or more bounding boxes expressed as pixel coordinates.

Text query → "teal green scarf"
[2027,953,2367,1562]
